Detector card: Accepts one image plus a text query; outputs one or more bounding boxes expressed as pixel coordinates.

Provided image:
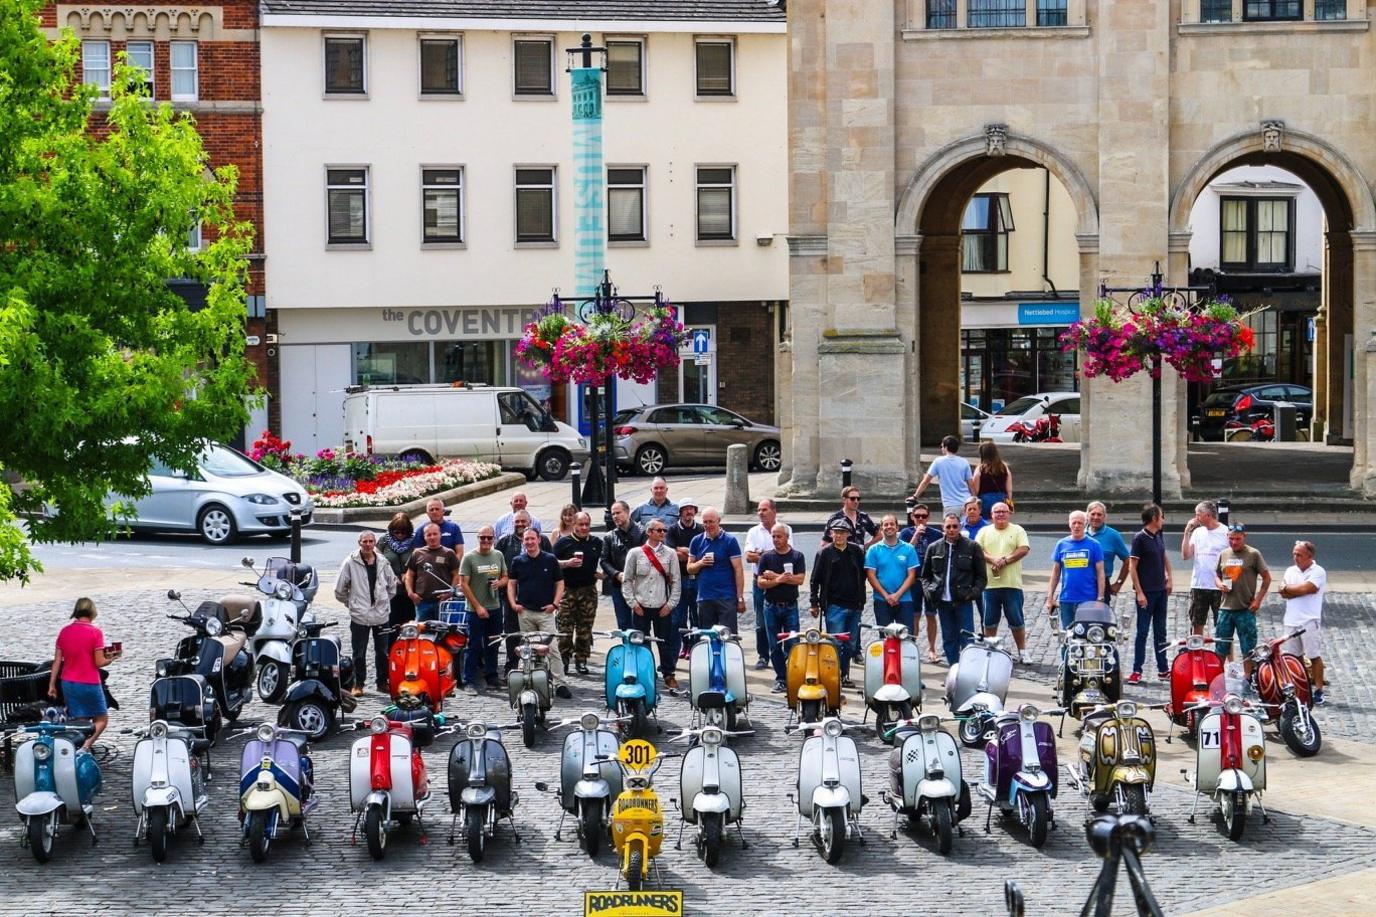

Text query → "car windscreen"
[613,410,638,425]
[996,396,1041,416]
[199,444,266,477]
[1202,391,1240,407]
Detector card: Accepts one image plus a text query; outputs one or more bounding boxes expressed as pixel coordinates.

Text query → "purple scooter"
[975,703,1062,848]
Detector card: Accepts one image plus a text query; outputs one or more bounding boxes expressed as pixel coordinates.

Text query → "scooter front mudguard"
[873,683,911,705]
[365,790,391,819]
[1109,765,1153,790]
[811,786,851,813]
[140,786,184,816]
[575,779,612,800]
[692,792,733,816]
[257,641,293,667]
[461,786,496,807]
[1216,769,1254,795]
[242,787,294,821]
[615,683,648,702]
[519,689,541,710]
[15,791,64,818]
[917,776,957,802]
[1010,769,1051,803]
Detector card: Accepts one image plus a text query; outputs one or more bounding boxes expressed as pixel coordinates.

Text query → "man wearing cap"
[1213,524,1271,675]
[665,499,705,662]
[809,518,869,687]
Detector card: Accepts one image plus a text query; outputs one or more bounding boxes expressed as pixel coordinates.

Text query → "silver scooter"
[671,725,749,868]
[536,712,624,858]
[787,716,867,864]
[945,632,1013,747]
[881,714,970,854]
[239,557,319,703]
[130,719,209,862]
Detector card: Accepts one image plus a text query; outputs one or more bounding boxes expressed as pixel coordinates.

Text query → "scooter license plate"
[1078,658,1103,674]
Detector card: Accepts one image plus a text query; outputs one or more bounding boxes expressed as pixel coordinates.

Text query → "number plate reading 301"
[619,739,656,768]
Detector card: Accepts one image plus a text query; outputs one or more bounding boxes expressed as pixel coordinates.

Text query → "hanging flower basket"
[516,300,686,385]
[1059,296,1255,383]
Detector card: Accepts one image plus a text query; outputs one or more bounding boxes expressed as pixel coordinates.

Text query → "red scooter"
[1009,412,1061,443]
[861,622,922,743]
[349,710,453,859]
[1250,626,1321,757]
[1164,634,1223,738]
[1224,417,1274,442]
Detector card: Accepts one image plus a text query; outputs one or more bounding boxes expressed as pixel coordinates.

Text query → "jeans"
[978,491,1007,519]
[502,598,521,673]
[1057,599,1083,630]
[698,598,739,635]
[873,600,915,631]
[610,589,634,632]
[632,605,675,679]
[764,601,800,682]
[462,605,502,685]
[753,583,769,662]
[1133,590,1170,675]
[824,604,862,678]
[415,599,440,622]
[669,582,697,662]
[931,600,975,665]
[387,592,415,651]
[350,621,390,690]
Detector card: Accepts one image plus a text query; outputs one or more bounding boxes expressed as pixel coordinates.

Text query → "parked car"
[1196,383,1312,442]
[979,392,1082,444]
[612,404,782,476]
[962,402,991,441]
[108,442,314,545]
[341,383,589,481]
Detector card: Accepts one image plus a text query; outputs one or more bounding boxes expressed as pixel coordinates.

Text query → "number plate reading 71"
[1200,729,1221,749]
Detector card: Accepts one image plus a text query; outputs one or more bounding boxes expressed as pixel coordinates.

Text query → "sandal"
[926,651,940,664]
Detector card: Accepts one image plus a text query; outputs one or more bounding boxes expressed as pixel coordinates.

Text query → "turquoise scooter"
[12,712,104,862]
[598,629,661,740]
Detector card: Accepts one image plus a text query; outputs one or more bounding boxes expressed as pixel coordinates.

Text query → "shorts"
[1188,588,1223,628]
[1282,622,1323,659]
[1213,609,1258,658]
[982,588,1025,629]
[60,680,108,719]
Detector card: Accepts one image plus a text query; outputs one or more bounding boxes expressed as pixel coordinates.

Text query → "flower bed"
[311,459,501,508]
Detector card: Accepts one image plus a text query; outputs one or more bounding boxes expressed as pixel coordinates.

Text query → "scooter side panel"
[684,744,743,821]
[53,737,83,812]
[679,746,706,825]
[388,734,416,811]
[605,645,628,710]
[838,736,862,815]
[132,738,155,814]
[797,736,824,817]
[631,645,659,709]
[1195,711,1224,792]
[559,732,585,806]
[688,642,711,704]
[722,641,748,705]
[717,745,744,821]
[482,738,514,815]
[13,741,35,801]
[350,736,373,811]
[163,739,195,817]
[863,640,885,701]
[1241,715,1266,791]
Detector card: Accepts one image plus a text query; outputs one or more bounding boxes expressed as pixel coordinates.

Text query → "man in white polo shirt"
[1278,539,1328,705]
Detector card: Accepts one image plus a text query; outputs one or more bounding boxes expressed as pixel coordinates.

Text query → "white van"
[341,384,589,481]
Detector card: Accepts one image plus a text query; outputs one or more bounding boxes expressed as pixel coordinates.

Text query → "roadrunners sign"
[584,891,683,916]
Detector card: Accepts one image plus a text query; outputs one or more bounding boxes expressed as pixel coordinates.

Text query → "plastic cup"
[783,563,794,575]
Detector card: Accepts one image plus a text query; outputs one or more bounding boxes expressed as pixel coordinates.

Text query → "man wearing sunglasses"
[901,502,944,663]
[919,513,987,665]
[822,486,880,548]
[1212,523,1270,676]
[459,524,508,693]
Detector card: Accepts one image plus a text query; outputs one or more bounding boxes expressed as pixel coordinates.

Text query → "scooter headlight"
[256,723,276,743]
[400,624,419,641]
[823,720,843,738]
[1247,745,1265,762]
[274,582,293,600]
[1116,702,1137,719]
[1087,625,1105,644]
[32,743,51,762]
[370,716,388,735]
[149,720,170,740]
[581,713,601,731]
[466,723,487,740]
[1020,705,1040,723]
[805,629,821,645]
[918,714,940,732]
[896,626,910,641]
[701,726,724,746]
[204,616,223,636]
[1186,634,1205,651]
[1223,695,1244,715]
[629,631,645,646]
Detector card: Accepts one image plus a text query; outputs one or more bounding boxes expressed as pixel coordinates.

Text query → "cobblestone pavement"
[0,587,1373,915]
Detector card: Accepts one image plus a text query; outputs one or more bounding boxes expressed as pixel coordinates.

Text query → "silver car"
[612,404,783,476]
[111,443,314,544]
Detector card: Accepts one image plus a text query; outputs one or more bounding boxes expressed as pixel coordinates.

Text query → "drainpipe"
[1042,168,1058,296]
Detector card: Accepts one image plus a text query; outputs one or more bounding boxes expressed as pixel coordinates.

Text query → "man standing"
[1182,500,1230,636]
[1213,524,1271,675]
[553,511,603,675]
[496,511,551,674]
[901,502,944,663]
[404,522,461,623]
[1279,540,1327,705]
[758,523,806,694]
[665,500,705,660]
[919,513,987,665]
[1045,510,1105,629]
[458,525,507,694]
[810,519,868,686]
[631,477,679,529]
[822,486,881,548]
[335,530,399,696]
[688,507,745,634]
[745,499,793,671]
[601,501,645,631]
[960,498,988,542]
[1128,503,1173,683]
[621,519,683,689]
[507,528,572,699]
[975,502,1030,661]
[493,491,542,540]
[1087,501,1131,601]
[865,515,920,631]
[913,435,973,518]
[409,497,464,559]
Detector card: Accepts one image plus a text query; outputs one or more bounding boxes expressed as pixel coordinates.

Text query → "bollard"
[289,508,303,563]
[724,443,750,515]
[840,459,853,489]
[1217,498,1230,527]
[571,466,582,511]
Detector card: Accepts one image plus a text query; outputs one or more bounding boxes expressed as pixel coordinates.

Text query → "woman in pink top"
[46,598,120,750]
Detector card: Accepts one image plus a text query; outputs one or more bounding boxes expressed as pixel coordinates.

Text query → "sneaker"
[678,648,690,660]
[575,661,591,676]
[841,676,854,689]
[771,681,786,694]
[663,675,679,691]
[462,683,478,696]
[754,658,770,670]
[555,684,573,700]
[1127,672,1142,684]
[1011,650,1023,664]
[1157,671,1170,682]
[1313,690,1326,706]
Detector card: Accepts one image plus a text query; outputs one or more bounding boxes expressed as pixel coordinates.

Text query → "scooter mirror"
[241,557,255,569]
[167,589,180,600]
[533,782,549,792]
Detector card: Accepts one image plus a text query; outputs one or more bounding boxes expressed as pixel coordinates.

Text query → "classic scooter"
[238,556,319,703]
[945,632,1013,747]
[130,718,209,861]
[685,625,751,733]
[779,625,847,726]
[672,725,748,868]
[601,628,662,740]
[1165,634,1224,738]
[862,622,922,743]
[447,719,520,863]
[162,592,256,734]
[349,709,453,860]
[1056,601,1121,723]
[610,740,676,891]
[1251,625,1321,757]
[1182,672,1268,841]
[278,622,356,741]
[1065,700,1159,818]
[501,630,560,748]
[388,620,459,714]
[236,722,317,863]
[978,703,1062,848]
[539,712,625,858]
[12,712,102,862]
[787,716,866,864]
[881,714,970,854]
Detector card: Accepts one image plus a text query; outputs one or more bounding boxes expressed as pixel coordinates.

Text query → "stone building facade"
[782,0,1376,496]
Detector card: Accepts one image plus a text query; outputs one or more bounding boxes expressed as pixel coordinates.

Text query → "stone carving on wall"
[985,123,1008,157]
[58,6,218,39]
[1261,119,1285,153]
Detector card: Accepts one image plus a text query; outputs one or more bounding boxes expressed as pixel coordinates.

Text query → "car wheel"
[635,444,667,477]
[753,440,782,472]
[536,449,570,482]
[198,504,238,545]
[398,449,434,465]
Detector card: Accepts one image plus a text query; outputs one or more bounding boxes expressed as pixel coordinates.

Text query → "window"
[606,39,644,95]
[968,0,1026,28]
[420,37,462,95]
[324,36,366,94]
[1199,0,1232,21]
[513,38,554,95]
[1036,0,1068,26]
[515,168,556,243]
[961,193,1013,272]
[695,40,734,97]
[82,41,110,97]
[1243,0,1301,20]
[696,166,736,242]
[126,41,154,96]
[608,167,646,242]
[352,342,430,385]
[422,168,463,244]
[326,168,369,245]
[170,41,198,100]
[187,219,202,251]
[927,0,957,29]
[1220,197,1293,272]
[1315,0,1347,19]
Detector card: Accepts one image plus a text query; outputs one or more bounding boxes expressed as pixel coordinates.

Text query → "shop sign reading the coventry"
[383,307,540,338]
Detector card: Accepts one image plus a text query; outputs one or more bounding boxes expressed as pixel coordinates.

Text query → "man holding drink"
[554,511,604,676]
[757,523,806,693]
[688,507,745,635]
[1213,523,1270,674]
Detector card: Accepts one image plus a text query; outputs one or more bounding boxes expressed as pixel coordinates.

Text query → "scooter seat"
[1083,708,1115,731]
[217,631,249,659]
[697,690,726,710]
[219,594,261,628]
[281,733,310,751]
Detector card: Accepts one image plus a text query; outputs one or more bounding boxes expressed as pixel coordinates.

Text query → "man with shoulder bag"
[621,520,683,689]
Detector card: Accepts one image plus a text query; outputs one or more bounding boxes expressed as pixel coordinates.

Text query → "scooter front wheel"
[1222,790,1247,841]
[147,805,170,863]
[933,798,954,855]
[1279,707,1322,757]
[365,804,388,860]
[579,800,602,858]
[466,806,486,863]
[27,813,56,864]
[1117,783,1148,816]
[800,699,823,725]
[626,847,645,891]
[958,716,984,748]
[819,806,847,864]
[246,809,271,863]
[283,698,334,741]
[701,811,724,868]
[1025,793,1050,848]
[257,661,289,704]
[522,703,538,749]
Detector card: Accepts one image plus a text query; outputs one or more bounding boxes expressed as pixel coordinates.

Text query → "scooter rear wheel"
[246,810,271,863]
[27,813,55,864]
[148,805,170,863]
[580,800,602,858]
[365,804,387,860]
[466,806,486,863]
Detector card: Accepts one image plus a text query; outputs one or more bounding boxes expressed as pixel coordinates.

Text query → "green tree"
[0,0,257,581]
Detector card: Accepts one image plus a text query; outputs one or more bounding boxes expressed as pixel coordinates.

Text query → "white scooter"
[239,557,318,703]
[945,632,1013,747]
[787,716,866,864]
[537,712,624,858]
[881,714,970,854]
[672,725,748,868]
[131,719,209,862]
[1182,673,1268,841]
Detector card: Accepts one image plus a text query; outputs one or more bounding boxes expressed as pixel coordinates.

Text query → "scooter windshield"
[259,557,305,601]
[1071,601,1114,625]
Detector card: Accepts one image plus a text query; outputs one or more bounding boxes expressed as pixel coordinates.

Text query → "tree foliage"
[0,0,257,581]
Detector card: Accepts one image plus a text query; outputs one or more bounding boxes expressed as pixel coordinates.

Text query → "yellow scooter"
[780,626,847,725]
[609,739,676,890]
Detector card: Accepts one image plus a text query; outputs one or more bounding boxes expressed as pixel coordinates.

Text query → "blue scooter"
[684,625,751,734]
[236,722,318,863]
[12,712,103,862]
[599,629,661,740]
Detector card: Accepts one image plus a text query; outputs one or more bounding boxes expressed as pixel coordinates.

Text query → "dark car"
[612,403,782,476]
[1196,383,1311,442]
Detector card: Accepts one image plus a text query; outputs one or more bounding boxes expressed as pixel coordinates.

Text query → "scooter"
[881,714,970,854]
[945,633,1013,748]
[540,712,626,857]
[1181,673,1268,841]
[610,740,677,891]
[1056,601,1121,724]
[862,622,922,743]
[1251,625,1322,757]
[130,719,209,861]
[672,725,749,867]
[239,556,319,703]
[447,719,520,863]
[1165,634,1223,738]
[162,591,256,735]
[685,625,751,733]
[236,722,317,863]
[1065,700,1159,818]
[349,710,453,860]
[501,630,560,748]
[787,716,866,864]
[601,628,662,740]
[977,703,1061,848]
[1009,409,1062,443]
[12,712,102,862]
[779,625,848,726]
[278,622,356,741]
[388,620,459,714]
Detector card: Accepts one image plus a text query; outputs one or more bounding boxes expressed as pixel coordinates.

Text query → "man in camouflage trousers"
[554,511,604,675]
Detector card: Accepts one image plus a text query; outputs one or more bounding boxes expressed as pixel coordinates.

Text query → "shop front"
[959,300,1081,414]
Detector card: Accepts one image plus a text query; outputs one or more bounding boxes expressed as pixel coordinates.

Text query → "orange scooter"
[387,621,460,714]
[779,625,848,725]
